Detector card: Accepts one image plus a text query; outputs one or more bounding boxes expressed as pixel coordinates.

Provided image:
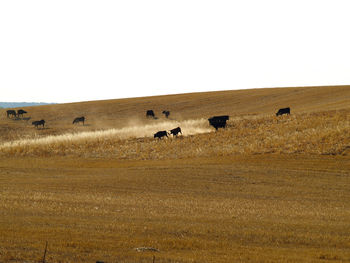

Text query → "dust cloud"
[0,118,213,149]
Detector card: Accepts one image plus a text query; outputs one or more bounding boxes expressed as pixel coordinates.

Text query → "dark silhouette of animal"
[73,116,85,125]
[208,115,229,130]
[154,130,168,139]
[32,119,45,128]
[170,127,182,137]
[17,109,27,118]
[276,107,290,116]
[6,110,16,118]
[162,110,170,118]
[146,110,155,118]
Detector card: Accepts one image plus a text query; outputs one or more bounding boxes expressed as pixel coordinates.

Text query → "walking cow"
[154,130,168,139]
[32,119,45,129]
[170,127,182,137]
[73,116,85,125]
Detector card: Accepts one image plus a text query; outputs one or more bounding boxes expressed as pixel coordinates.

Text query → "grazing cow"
[146,110,155,118]
[6,110,16,118]
[162,110,170,118]
[73,116,85,125]
[32,119,45,128]
[170,127,182,137]
[276,107,290,116]
[208,115,229,130]
[17,109,27,118]
[154,130,168,139]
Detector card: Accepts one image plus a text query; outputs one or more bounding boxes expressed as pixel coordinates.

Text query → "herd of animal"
[5,107,291,139]
[6,109,86,129]
[150,107,291,139]
[6,109,27,118]
[154,127,182,139]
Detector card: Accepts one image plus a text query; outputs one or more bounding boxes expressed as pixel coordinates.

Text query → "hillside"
[0,85,350,157]
[10,85,350,124]
[1,86,350,263]
[2,85,350,129]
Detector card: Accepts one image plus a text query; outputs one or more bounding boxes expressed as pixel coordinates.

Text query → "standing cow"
[146,110,155,118]
[6,110,17,118]
[208,115,229,130]
[276,107,290,116]
[17,109,27,118]
[162,110,170,118]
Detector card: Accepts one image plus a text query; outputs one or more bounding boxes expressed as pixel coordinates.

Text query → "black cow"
[32,119,45,128]
[162,110,170,118]
[73,116,85,125]
[154,130,168,139]
[17,109,27,118]
[208,115,229,130]
[146,110,155,118]
[170,127,182,137]
[6,110,16,118]
[276,107,290,116]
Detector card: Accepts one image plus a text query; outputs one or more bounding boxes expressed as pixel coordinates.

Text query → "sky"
[1,1,350,103]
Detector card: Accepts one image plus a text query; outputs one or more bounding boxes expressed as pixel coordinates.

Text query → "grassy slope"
[1,85,349,144]
[1,85,350,157]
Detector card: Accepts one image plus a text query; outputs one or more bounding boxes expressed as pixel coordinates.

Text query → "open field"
[1,156,350,263]
[1,86,350,262]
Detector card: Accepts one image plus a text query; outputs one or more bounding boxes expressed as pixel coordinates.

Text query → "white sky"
[1,1,350,103]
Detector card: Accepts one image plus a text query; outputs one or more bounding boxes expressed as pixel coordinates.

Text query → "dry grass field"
[0,85,350,262]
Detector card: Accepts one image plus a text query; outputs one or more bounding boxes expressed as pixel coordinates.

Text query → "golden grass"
[1,109,349,158]
[0,156,349,262]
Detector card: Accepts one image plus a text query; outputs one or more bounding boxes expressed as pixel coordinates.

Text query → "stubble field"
[0,86,350,262]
